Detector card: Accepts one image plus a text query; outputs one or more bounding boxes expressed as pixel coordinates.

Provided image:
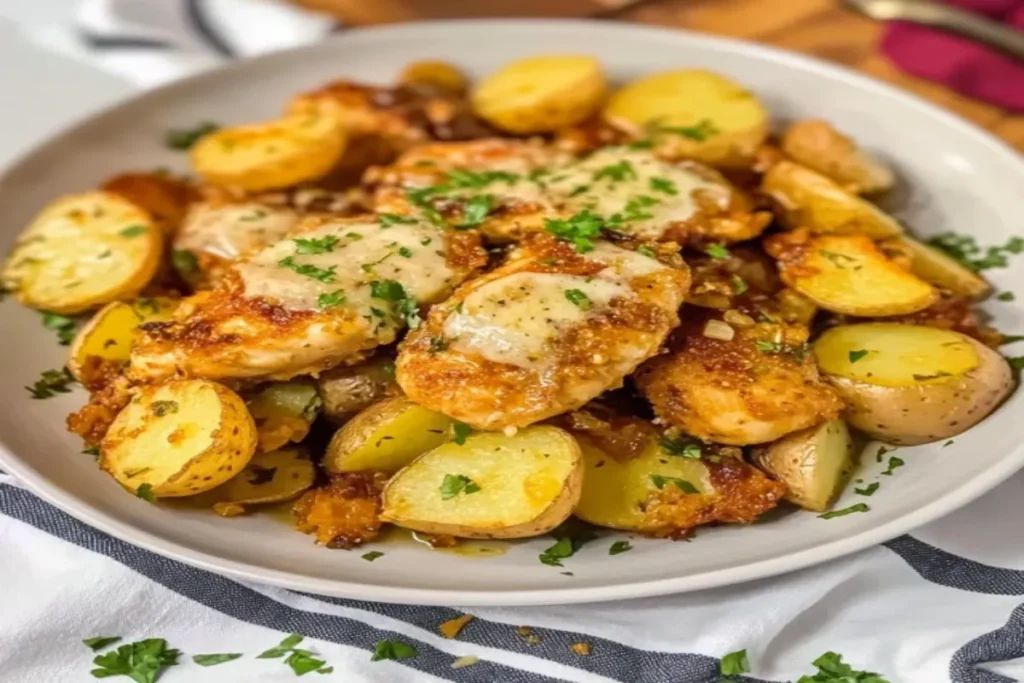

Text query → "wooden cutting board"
[293,0,1024,151]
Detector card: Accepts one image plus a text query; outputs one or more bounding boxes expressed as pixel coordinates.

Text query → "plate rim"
[2,18,1023,606]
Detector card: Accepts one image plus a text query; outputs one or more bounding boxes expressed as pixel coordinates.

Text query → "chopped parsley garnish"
[361,551,384,562]
[452,422,473,445]
[246,465,277,486]
[628,139,654,150]
[720,649,751,676]
[637,245,657,258]
[398,246,414,258]
[90,637,180,682]
[371,640,418,662]
[83,636,122,651]
[539,526,597,567]
[1008,356,1024,370]
[446,168,519,189]
[240,210,267,222]
[659,436,701,459]
[136,484,155,502]
[171,249,198,275]
[192,653,242,667]
[346,232,364,241]
[405,187,444,225]
[544,210,605,253]
[42,311,76,346]
[292,235,339,254]
[317,290,346,308]
[618,194,660,222]
[119,224,148,238]
[420,236,432,246]
[458,194,494,228]
[257,633,304,659]
[819,249,858,269]
[609,540,633,555]
[369,279,422,329]
[818,503,869,519]
[655,118,719,141]
[755,340,782,353]
[848,349,869,363]
[285,651,329,676]
[799,651,890,683]
[166,122,219,150]
[564,288,592,310]
[997,291,1015,301]
[881,456,905,476]
[705,244,730,259]
[928,233,1024,272]
[943,440,955,447]
[378,213,417,227]
[83,445,100,457]
[593,160,637,182]
[568,185,590,197]
[26,367,76,399]
[278,256,336,283]
[428,336,448,353]
[855,482,879,496]
[649,177,678,195]
[151,400,178,416]
[440,474,481,500]
[731,275,749,295]
[649,474,699,493]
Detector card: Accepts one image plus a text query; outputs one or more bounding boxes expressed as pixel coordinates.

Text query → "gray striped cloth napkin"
[0,2,1021,681]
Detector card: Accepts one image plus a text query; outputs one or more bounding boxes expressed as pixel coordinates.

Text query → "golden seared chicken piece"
[397,236,691,431]
[370,142,769,246]
[635,309,843,446]
[131,215,486,383]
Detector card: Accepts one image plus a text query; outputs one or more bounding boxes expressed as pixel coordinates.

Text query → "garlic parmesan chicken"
[635,310,843,445]
[396,236,691,430]
[131,215,486,382]
[368,141,770,246]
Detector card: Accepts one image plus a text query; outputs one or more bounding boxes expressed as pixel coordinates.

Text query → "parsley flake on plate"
[458,194,494,228]
[371,639,418,662]
[649,474,699,493]
[83,636,122,651]
[818,503,870,519]
[362,551,384,562]
[544,210,605,253]
[452,422,473,445]
[166,122,219,150]
[119,224,148,238]
[292,235,339,255]
[89,637,180,683]
[720,648,750,676]
[848,349,869,363]
[440,474,481,500]
[41,311,76,346]
[278,257,336,284]
[25,367,76,400]
[564,288,593,310]
[854,482,879,496]
[192,653,242,667]
[609,540,633,555]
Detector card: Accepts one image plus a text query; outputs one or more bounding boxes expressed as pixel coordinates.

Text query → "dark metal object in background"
[844,0,1024,61]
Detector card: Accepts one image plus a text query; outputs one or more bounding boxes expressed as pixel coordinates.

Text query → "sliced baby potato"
[399,60,468,94]
[780,120,894,195]
[471,55,606,134]
[752,419,855,512]
[209,447,315,517]
[766,230,937,316]
[190,96,347,191]
[246,381,322,453]
[888,235,991,298]
[762,161,903,239]
[316,356,398,424]
[573,431,786,535]
[380,426,583,539]
[2,192,163,314]
[604,69,769,168]
[323,396,454,474]
[813,323,1014,445]
[68,297,180,382]
[101,379,257,498]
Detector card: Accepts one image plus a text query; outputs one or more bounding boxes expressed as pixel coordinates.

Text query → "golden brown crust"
[101,172,197,236]
[635,309,843,445]
[293,471,389,548]
[66,374,132,446]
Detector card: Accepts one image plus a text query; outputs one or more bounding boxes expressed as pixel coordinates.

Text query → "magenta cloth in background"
[881,0,1024,111]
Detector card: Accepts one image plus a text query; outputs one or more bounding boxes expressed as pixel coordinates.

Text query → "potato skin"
[210,447,315,516]
[100,379,257,497]
[472,55,606,134]
[780,120,894,195]
[752,419,854,512]
[316,356,398,424]
[380,426,583,539]
[817,333,1013,445]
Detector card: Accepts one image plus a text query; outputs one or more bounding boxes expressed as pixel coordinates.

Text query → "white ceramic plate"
[2,20,1023,607]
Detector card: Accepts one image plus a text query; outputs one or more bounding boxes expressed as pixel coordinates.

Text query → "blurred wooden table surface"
[615,0,1024,151]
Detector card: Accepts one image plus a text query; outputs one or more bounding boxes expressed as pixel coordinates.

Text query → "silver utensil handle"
[896,2,1024,61]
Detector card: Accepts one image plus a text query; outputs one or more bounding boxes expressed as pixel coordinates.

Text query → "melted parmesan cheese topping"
[443,242,669,369]
[177,202,301,260]
[237,218,456,326]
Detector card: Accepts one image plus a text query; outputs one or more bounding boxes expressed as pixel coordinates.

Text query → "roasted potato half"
[101,379,258,498]
[574,432,785,535]
[471,55,606,134]
[399,60,468,94]
[69,297,180,382]
[604,69,769,168]
[380,426,583,539]
[2,192,163,314]
[246,382,322,453]
[316,356,398,424]
[752,419,855,512]
[780,120,894,195]
[323,396,454,474]
[210,447,315,517]
[762,161,902,239]
[190,97,347,191]
[766,229,937,316]
[888,236,991,298]
[813,323,1014,445]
